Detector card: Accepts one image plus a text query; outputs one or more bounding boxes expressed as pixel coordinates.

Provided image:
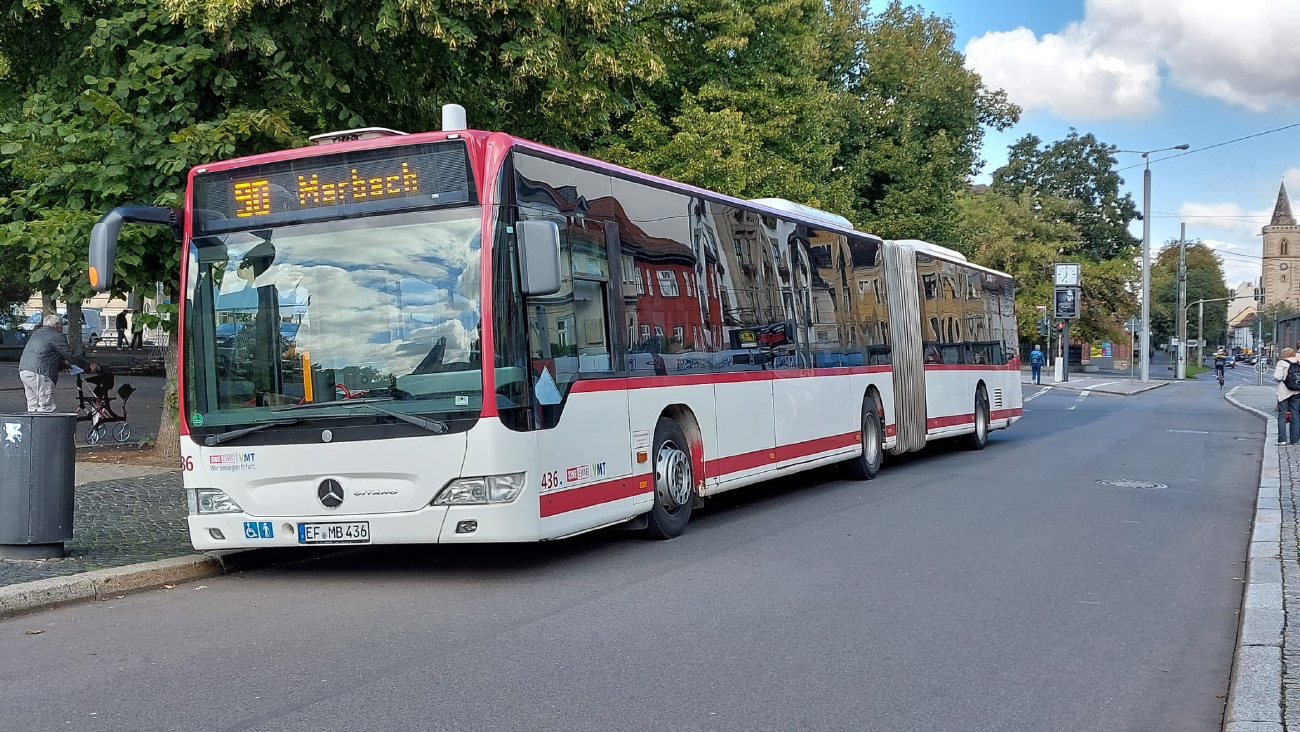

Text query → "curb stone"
[0,547,337,620]
[1223,387,1284,730]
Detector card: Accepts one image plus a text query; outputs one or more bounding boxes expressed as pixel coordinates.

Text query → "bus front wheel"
[645,418,694,540]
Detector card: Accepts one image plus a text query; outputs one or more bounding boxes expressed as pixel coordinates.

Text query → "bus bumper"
[188,502,542,550]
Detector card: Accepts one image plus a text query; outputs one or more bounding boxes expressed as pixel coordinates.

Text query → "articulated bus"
[88,106,1021,549]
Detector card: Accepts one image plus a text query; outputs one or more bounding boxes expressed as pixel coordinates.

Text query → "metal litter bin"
[0,413,75,559]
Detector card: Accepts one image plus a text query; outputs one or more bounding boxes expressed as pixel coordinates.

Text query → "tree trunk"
[65,300,83,357]
[40,292,54,318]
[153,341,181,459]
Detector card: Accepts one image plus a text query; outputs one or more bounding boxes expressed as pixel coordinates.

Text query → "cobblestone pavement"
[0,469,188,588]
[1232,384,1294,730]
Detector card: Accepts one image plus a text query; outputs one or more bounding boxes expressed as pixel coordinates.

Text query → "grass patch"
[1185,363,1211,379]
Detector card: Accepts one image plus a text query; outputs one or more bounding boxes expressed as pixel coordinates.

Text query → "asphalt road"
[0,380,1261,731]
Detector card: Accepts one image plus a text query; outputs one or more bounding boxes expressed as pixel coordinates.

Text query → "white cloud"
[965,0,1300,119]
[965,26,1159,119]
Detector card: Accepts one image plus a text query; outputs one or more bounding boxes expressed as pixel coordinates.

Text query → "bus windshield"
[183,208,483,431]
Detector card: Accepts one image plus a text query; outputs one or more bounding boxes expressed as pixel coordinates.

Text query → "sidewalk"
[0,462,188,588]
[1223,385,1289,731]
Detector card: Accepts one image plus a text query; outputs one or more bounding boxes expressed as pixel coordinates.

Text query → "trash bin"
[0,413,75,559]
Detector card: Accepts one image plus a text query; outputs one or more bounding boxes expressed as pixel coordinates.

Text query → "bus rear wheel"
[964,389,989,451]
[645,418,694,540]
[845,399,883,480]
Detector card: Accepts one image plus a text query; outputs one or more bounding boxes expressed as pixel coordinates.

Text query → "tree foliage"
[991,129,1140,262]
[1149,241,1231,349]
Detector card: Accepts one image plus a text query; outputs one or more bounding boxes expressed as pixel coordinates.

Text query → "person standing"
[19,314,99,412]
[115,310,128,347]
[1274,347,1300,445]
[129,309,144,349]
[1029,344,1045,385]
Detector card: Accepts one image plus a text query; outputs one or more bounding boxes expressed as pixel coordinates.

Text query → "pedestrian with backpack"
[1274,347,1300,445]
[1029,344,1045,385]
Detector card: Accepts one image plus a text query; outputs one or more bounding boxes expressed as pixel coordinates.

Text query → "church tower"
[1262,182,1300,309]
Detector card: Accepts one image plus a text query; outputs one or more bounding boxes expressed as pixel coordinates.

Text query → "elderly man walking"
[19,314,98,412]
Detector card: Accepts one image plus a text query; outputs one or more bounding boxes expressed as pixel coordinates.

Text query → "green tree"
[991,129,1140,261]
[1149,241,1230,350]
[1,0,659,456]
[1261,302,1298,347]
[840,1,1018,241]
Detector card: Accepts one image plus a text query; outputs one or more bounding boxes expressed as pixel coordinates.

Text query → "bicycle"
[1215,365,1225,389]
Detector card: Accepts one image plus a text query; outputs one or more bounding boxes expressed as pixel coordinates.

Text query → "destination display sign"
[192,142,473,235]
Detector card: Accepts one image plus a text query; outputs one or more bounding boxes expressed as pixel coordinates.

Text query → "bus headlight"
[190,488,243,515]
[433,473,526,505]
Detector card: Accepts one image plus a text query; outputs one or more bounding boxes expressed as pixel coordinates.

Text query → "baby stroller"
[75,367,135,444]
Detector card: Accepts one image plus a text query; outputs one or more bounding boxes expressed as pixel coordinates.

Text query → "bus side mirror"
[517,220,562,296]
[88,206,181,293]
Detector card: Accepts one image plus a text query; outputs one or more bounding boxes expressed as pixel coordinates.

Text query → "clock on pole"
[1054,262,1080,287]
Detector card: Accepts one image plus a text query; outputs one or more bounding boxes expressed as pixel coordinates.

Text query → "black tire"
[845,398,883,480]
[645,417,694,540]
[964,389,989,451]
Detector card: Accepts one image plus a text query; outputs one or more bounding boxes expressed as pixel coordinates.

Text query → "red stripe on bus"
[570,365,891,394]
[922,362,1020,371]
[705,431,860,476]
[927,414,974,429]
[542,430,863,517]
[540,477,650,518]
[927,407,1022,430]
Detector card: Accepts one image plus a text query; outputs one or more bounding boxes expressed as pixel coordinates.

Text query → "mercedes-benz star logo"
[318,479,344,509]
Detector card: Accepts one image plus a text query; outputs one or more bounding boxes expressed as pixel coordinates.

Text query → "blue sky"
[900,0,1300,287]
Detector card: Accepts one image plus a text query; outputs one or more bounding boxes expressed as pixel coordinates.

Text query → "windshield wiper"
[273,398,448,434]
[204,419,302,446]
[359,402,448,434]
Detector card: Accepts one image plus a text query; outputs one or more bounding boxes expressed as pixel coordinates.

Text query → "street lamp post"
[1110,144,1190,383]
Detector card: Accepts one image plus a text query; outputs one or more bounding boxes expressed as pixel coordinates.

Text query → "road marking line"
[1024,386,1052,403]
[1167,429,1209,434]
[1068,390,1090,410]
[1089,381,1118,389]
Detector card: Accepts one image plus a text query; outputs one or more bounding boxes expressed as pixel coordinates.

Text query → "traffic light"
[1036,317,1048,336]
[1056,322,1065,333]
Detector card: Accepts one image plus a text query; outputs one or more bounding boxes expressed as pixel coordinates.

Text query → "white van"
[20,308,105,345]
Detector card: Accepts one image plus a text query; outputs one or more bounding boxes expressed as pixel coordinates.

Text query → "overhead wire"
[1115,121,1300,172]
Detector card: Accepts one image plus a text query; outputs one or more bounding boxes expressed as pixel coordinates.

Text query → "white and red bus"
[88,106,1021,548]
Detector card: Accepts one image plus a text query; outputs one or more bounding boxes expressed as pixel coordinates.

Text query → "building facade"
[1262,182,1300,309]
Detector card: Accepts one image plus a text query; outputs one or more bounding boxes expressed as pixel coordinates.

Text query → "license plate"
[297,522,370,544]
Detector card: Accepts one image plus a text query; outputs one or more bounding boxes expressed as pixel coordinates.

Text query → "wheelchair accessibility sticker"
[243,521,274,539]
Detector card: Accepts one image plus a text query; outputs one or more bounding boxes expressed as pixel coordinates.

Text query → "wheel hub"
[655,442,693,508]
[863,416,881,464]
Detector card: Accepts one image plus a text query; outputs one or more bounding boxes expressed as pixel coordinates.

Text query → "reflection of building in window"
[640,324,650,339]
[654,325,664,337]
[923,275,938,300]
[657,270,680,297]
[683,273,693,297]
[673,325,684,342]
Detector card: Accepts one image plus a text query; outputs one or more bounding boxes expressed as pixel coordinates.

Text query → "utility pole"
[1141,165,1151,382]
[1177,223,1187,379]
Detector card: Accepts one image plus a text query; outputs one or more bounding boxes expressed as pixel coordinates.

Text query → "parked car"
[20,308,104,345]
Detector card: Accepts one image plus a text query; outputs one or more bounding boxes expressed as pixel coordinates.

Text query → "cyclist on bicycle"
[1214,350,1227,386]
